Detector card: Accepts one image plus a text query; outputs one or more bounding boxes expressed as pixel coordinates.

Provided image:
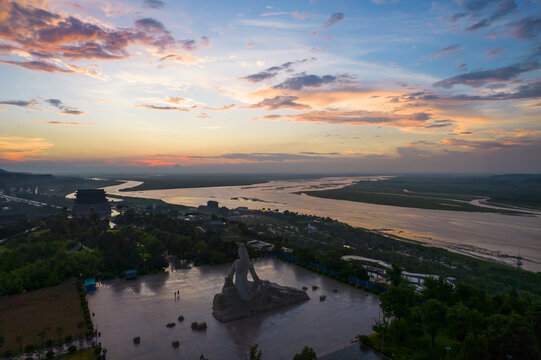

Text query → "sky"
[0,0,539,174]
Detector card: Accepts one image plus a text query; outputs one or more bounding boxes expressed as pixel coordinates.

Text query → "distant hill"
[0,169,56,189]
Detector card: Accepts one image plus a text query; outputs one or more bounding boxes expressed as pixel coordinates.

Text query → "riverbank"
[102,177,541,272]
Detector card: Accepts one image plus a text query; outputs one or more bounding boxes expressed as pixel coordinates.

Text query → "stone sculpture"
[212,243,309,322]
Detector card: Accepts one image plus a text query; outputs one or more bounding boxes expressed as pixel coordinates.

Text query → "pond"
[87,258,381,360]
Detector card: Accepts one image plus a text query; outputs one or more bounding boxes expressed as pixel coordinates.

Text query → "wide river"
[88,258,381,360]
[103,177,541,272]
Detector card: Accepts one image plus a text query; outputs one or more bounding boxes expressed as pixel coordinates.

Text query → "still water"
[103,177,541,271]
[87,258,380,360]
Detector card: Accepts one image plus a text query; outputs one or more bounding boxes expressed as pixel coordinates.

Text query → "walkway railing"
[272,252,388,293]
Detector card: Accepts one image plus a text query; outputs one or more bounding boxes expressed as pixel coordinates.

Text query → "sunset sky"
[0,0,539,174]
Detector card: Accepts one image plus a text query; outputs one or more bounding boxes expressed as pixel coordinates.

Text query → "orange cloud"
[46,121,94,125]
[165,96,185,104]
[64,63,108,80]
[0,136,53,161]
[251,87,400,109]
[0,1,205,72]
[254,109,453,129]
[134,159,177,166]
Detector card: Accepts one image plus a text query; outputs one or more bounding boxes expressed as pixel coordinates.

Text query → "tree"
[293,346,316,360]
[321,250,343,270]
[249,344,262,360]
[447,303,483,341]
[421,299,447,345]
[423,276,454,305]
[380,285,417,320]
[458,332,489,360]
[339,260,369,281]
[486,313,540,360]
[387,263,402,286]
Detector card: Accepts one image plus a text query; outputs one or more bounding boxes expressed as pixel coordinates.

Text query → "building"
[83,278,96,291]
[72,189,111,218]
[247,240,275,252]
[207,200,219,208]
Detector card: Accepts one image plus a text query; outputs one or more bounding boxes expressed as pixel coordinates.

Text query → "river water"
[102,177,541,272]
[87,258,381,360]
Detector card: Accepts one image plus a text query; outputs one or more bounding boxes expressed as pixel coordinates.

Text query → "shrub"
[68,345,77,353]
[45,339,54,347]
[357,335,373,348]
[46,350,54,359]
[2,350,13,358]
[65,334,73,343]
[24,344,35,352]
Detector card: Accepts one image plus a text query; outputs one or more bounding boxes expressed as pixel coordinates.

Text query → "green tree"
[457,332,489,360]
[387,263,402,286]
[447,303,483,341]
[339,260,369,281]
[380,285,417,320]
[293,346,316,360]
[249,344,262,360]
[421,299,447,345]
[321,250,343,270]
[486,313,540,360]
[423,276,455,305]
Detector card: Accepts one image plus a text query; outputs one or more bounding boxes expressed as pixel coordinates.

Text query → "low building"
[247,240,275,251]
[72,189,111,218]
[83,278,96,291]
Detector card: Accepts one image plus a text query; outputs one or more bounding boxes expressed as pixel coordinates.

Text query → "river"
[102,177,541,272]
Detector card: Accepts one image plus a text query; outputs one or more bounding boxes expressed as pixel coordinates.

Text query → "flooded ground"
[87,258,381,360]
[103,177,541,271]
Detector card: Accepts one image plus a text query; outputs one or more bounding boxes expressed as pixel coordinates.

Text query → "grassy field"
[0,281,85,353]
[303,174,541,213]
[302,188,505,212]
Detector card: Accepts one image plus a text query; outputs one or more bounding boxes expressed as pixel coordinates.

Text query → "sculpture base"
[212,280,309,322]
